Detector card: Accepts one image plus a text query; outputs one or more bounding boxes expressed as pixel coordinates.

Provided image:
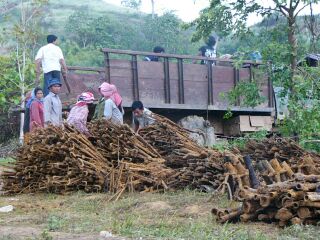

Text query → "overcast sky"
[104,0,320,25]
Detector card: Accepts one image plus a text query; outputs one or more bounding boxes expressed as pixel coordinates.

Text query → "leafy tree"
[142,12,190,53]
[303,3,320,52]
[1,0,47,142]
[280,66,320,151]
[65,10,96,48]
[188,0,319,96]
[121,0,141,10]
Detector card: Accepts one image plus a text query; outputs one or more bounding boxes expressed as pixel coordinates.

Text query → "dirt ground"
[1,159,320,240]
[1,189,320,240]
[0,226,126,240]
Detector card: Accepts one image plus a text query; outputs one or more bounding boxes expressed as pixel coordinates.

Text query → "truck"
[60,48,275,136]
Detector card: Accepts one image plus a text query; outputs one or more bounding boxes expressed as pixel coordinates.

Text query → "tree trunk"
[287,11,297,98]
[151,0,155,19]
[305,3,318,52]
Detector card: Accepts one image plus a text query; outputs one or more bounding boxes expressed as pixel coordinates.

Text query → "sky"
[104,0,320,25]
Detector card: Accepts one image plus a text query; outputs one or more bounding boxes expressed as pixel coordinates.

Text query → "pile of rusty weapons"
[139,114,225,190]
[1,117,224,196]
[1,121,176,196]
[212,138,320,226]
[1,124,109,194]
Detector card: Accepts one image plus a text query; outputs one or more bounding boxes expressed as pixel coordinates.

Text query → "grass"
[0,158,15,168]
[1,189,319,239]
[212,130,269,151]
[0,0,143,39]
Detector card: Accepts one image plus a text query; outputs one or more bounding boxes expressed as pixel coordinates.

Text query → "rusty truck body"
[60,48,274,135]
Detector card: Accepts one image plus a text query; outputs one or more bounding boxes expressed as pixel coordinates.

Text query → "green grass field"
[0,189,320,239]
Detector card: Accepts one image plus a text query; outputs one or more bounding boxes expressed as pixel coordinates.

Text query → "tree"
[189,0,319,96]
[65,10,96,48]
[121,0,141,10]
[303,3,320,52]
[142,12,182,52]
[3,0,48,143]
[0,55,22,112]
[150,0,155,19]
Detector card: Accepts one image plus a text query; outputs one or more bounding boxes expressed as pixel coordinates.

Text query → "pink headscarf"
[99,82,122,107]
[76,92,95,107]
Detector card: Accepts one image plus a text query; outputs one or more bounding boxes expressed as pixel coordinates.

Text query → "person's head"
[34,87,43,100]
[47,34,58,44]
[77,92,94,104]
[206,36,216,47]
[153,46,165,53]
[99,82,116,99]
[131,101,144,117]
[48,79,62,94]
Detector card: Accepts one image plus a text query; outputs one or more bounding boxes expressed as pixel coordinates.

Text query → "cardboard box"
[224,115,273,136]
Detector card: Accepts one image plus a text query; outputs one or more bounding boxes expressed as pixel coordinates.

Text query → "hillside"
[0,0,199,66]
[218,13,320,56]
[42,0,141,37]
[2,1,318,66]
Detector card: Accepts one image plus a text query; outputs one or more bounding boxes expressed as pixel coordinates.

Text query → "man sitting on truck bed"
[132,101,155,133]
[144,46,165,62]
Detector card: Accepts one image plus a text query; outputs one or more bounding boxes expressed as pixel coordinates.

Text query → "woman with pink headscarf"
[67,92,94,135]
[99,82,124,125]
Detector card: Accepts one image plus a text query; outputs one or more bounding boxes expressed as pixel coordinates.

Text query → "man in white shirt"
[35,35,68,96]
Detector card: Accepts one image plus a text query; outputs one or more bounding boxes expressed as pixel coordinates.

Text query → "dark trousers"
[43,71,61,96]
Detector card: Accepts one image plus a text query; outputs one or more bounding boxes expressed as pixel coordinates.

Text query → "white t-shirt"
[35,43,64,73]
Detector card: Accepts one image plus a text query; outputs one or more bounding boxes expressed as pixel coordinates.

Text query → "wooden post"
[163,57,171,103]
[249,65,254,82]
[104,52,111,83]
[207,62,213,105]
[177,58,184,104]
[268,74,273,108]
[131,55,139,101]
[233,67,240,106]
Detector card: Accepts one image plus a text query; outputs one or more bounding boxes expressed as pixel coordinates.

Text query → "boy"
[44,79,62,126]
[132,101,155,133]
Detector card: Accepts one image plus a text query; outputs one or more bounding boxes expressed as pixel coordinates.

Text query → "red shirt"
[30,100,44,131]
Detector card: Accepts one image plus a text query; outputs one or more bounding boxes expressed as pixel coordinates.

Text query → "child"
[29,87,44,131]
[99,82,123,125]
[44,79,62,126]
[131,100,155,133]
[67,92,94,136]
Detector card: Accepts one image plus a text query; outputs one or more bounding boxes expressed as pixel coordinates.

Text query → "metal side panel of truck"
[58,48,275,135]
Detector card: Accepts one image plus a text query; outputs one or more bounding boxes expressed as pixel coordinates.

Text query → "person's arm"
[30,101,42,128]
[81,107,91,136]
[104,100,113,120]
[44,96,52,125]
[133,117,139,133]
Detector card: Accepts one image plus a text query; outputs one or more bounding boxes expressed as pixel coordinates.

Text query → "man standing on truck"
[132,101,156,133]
[194,35,217,65]
[35,34,68,96]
